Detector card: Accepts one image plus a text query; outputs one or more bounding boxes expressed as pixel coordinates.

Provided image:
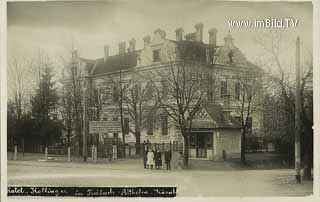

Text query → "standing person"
[164,149,172,170]
[147,149,155,169]
[152,148,157,168]
[143,148,148,169]
[144,140,148,152]
[156,149,162,169]
[146,139,150,151]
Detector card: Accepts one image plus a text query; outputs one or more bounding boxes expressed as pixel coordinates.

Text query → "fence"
[8,141,183,161]
[245,137,275,153]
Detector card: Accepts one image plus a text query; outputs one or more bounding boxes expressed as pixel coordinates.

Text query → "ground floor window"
[189,133,213,149]
[189,132,213,158]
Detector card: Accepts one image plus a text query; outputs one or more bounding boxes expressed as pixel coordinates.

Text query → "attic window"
[228,50,234,63]
[153,49,161,62]
[235,82,240,100]
[220,80,228,98]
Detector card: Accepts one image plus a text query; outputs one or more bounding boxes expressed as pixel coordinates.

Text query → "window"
[228,50,234,63]
[207,90,214,102]
[113,86,119,103]
[247,84,253,101]
[153,49,161,62]
[220,80,228,98]
[147,113,154,135]
[123,117,130,134]
[72,66,78,76]
[246,117,253,135]
[235,82,240,100]
[161,80,168,99]
[145,82,153,99]
[161,113,168,135]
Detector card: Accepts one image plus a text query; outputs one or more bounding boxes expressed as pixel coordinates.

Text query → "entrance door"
[196,134,208,158]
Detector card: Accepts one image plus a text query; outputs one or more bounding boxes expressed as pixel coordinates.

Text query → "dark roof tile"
[92,52,138,75]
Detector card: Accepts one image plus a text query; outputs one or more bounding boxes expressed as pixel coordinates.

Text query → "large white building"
[69,23,264,160]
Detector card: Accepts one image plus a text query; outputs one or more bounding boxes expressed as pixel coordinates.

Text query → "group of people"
[143,148,172,170]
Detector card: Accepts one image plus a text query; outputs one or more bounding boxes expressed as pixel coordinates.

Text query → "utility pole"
[83,75,88,162]
[295,36,301,183]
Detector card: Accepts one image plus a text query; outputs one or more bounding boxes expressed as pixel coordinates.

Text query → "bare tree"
[60,50,85,156]
[106,70,128,146]
[255,30,313,179]
[59,72,74,147]
[148,45,216,166]
[234,70,264,165]
[7,57,34,151]
[123,76,157,155]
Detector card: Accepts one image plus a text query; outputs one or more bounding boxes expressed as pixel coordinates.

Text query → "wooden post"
[295,36,301,184]
[45,147,48,161]
[91,145,95,161]
[14,145,18,160]
[94,146,97,163]
[67,146,71,162]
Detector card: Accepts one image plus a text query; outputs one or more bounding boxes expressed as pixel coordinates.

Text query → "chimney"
[175,27,184,41]
[195,22,204,42]
[104,45,109,62]
[119,41,126,55]
[128,38,136,52]
[208,28,217,47]
[143,35,151,48]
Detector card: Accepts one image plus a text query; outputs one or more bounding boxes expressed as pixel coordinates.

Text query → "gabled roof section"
[91,52,138,76]
[203,103,241,129]
[192,103,241,129]
[214,33,258,69]
[79,58,96,73]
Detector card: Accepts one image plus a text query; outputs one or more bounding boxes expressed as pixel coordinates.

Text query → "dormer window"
[153,49,161,62]
[228,50,234,63]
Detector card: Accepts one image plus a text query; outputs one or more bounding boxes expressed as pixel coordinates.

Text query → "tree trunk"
[67,129,71,147]
[183,134,189,167]
[303,153,312,180]
[135,131,141,155]
[303,136,313,180]
[240,129,246,165]
[78,128,82,156]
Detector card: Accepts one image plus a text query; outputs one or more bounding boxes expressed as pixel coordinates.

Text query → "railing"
[8,141,184,161]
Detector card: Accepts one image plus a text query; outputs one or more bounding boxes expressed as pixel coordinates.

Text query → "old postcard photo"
[5,0,315,197]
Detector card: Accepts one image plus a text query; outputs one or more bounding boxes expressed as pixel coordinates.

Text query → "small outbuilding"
[188,104,242,161]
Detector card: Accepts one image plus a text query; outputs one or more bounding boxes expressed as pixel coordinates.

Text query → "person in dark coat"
[164,149,172,170]
[155,149,162,169]
[152,149,157,168]
[143,148,148,169]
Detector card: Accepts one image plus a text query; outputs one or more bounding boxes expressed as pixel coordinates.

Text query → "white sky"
[8,0,313,72]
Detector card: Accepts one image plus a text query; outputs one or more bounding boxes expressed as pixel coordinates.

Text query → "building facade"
[68,23,264,160]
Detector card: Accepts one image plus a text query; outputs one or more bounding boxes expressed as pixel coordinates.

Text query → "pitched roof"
[79,58,96,73]
[172,40,211,63]
[192,103,241,129]
[91,52,138,76]
[204,103,241,129]
[214,34,258,69]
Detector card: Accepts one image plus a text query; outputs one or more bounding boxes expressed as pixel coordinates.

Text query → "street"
[7,158,313,197]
